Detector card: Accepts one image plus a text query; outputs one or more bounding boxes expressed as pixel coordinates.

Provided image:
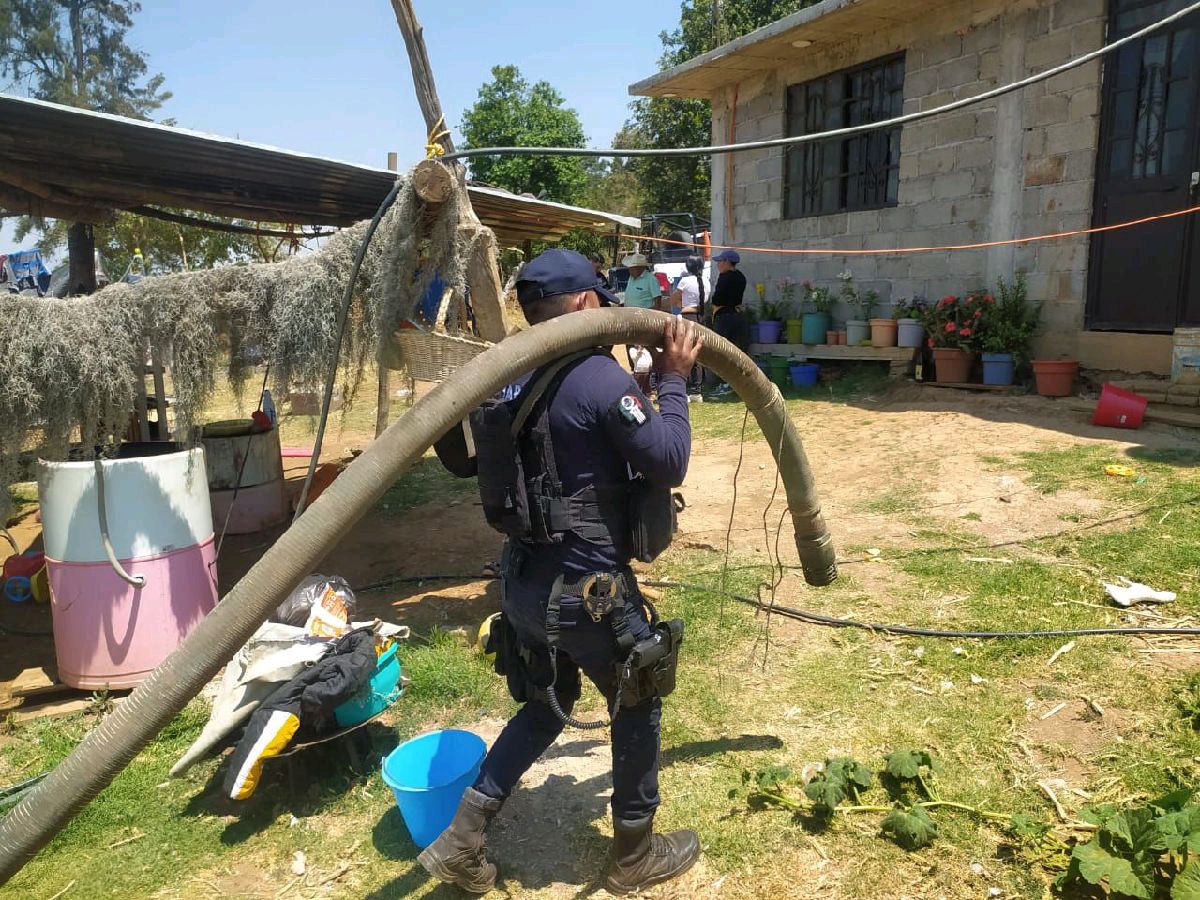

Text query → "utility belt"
[486,547,684,726]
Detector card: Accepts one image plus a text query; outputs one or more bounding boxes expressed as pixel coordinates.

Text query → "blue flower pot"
[801,312,831,345]
[789,363,821,388]
[748,321,762,344]
[981,352,1015,386]
[758,320,784,344]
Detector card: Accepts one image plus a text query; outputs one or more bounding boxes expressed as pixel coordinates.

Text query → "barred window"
[784,54,906,218]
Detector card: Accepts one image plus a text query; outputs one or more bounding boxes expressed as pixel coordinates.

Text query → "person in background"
[668,255,710,401]
[590,252,613,290]
[621,253,661,309]
[707,249,748,398]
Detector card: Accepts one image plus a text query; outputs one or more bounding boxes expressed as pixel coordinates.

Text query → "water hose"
[93,459,145,589]
[0,307,834,881]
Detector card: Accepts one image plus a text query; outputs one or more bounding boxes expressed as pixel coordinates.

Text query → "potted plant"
[839,272,873,346]
[778,278,804,344]
[745,304,761,345]
[868,291,897,347]
[801,281,834,345]
[922,295,979,383]
[892,297,928,348]
[758,300,785,344]
[979,274,1041,386]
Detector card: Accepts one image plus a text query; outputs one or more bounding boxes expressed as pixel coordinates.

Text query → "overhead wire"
[438,0,1200,163]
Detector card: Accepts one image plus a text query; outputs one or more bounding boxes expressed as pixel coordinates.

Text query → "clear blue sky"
[2,0,680,254]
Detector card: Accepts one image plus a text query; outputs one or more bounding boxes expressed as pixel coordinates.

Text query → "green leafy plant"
[882,804,939,850]
[777,277,798,309]
[891,296,929,320]
[802,280,836,314]
[759,300,787,322]
[838,271,877,320]
[738,747,1012,852]
[1058,790,1200,899]
[979,272,1041,359]
[804,757,874,816]
[921,294,986,352]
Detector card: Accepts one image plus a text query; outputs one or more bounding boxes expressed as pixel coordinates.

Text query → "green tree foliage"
[0,0,170,117]
[622,0,818,217]
[460,65,590,205]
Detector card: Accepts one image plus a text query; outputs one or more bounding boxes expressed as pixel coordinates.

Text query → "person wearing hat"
[621,252,662,309]
[423,248,703,895]
[589,252,614,290]
[708,249,748,396]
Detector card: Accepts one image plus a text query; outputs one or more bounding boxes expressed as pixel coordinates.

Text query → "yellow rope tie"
[425,116,451,158]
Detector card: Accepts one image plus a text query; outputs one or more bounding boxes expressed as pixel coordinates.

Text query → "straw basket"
[395,329,491,382]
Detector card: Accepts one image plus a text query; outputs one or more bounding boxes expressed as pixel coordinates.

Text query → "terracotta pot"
[869,318,898,348]
[825,330,838,345]
[836,331,847,345]
[933,348,973,384]
[1032,359,1079,397]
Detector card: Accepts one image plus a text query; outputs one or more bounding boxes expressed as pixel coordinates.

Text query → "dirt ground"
[3,384,1193,704]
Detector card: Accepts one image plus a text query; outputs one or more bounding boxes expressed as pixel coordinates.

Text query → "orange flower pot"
[1032,359,1079,397]
[869,318,898,348]
[933,348,972,384]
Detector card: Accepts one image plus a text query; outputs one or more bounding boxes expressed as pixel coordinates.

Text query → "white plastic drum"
[37,445,219,689]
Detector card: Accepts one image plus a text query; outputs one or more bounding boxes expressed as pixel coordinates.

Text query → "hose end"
[796,534,838,587]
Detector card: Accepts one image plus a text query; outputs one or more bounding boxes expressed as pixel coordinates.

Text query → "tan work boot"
[605,814,700,895]
[417,787,503,893]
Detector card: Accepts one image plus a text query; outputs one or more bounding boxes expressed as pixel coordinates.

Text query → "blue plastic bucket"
[382,729,486,848]
[981,352,1015,386]
[334,644,403,728]
[789,363,820,387]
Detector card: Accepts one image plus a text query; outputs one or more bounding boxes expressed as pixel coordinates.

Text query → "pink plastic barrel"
[37,446,219,689]
[1092,383,1148,429]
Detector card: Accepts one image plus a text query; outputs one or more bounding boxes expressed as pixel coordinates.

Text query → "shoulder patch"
[617,394,648,426]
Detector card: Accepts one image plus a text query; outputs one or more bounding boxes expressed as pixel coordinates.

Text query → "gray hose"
[0,307,834,881]
[93,459,146,589]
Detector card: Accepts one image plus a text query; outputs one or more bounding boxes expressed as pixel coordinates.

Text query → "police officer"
[420,248,702,895]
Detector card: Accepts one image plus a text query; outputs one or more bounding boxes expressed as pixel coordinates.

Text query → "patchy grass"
[376,454,475,517]
[5,481,36,524]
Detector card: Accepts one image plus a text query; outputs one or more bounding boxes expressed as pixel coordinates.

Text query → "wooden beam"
[389,0,455,156]
[0,183,112,224]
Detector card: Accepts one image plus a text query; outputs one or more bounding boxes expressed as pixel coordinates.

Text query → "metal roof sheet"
[0,93,639,244]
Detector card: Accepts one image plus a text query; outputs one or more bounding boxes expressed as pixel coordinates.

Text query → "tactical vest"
[470,350,680,562]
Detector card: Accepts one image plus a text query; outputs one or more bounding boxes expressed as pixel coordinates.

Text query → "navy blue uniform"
[465,353,691,820]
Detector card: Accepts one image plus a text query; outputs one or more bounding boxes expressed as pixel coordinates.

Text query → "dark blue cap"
[516,248,621,307]
[713,249,740,264]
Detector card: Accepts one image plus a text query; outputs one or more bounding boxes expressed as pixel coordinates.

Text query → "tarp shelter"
[0,93,639,245]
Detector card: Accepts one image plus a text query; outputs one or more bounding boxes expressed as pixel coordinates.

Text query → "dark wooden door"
[1088,0,1200,331]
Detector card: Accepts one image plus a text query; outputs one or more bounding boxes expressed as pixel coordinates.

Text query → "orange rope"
[638,203,1200,256]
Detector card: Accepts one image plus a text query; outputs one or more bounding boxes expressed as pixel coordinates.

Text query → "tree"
[622,0,817,218]
[0,0,170,117]
[460,65,590,205]
[0,0,170,293]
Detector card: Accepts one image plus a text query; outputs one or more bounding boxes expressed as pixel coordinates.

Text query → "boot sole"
[603,847,700,895]
[416,847,495,894]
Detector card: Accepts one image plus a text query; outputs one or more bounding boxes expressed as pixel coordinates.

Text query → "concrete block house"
[629,0,1200,374]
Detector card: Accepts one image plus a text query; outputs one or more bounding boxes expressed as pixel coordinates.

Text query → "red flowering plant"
[920,294,987,351]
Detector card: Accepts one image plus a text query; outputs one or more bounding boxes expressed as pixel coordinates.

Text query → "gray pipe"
[94,459,147,589]
[0,307,834,881]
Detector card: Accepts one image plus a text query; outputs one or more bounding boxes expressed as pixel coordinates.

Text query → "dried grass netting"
[0,170,480,520]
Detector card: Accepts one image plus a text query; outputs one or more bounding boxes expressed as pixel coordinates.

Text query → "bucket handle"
[93,459,146,589]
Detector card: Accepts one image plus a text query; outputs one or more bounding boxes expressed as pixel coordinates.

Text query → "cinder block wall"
[710,0,1107,360]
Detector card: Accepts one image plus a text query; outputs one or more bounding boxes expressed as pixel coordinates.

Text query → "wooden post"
[391,0,510,341]
[150,345,170,441]
[134,350,151,443]
[66,222,97,296]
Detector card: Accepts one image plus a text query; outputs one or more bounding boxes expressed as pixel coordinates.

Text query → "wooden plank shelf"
[749,343,916,378]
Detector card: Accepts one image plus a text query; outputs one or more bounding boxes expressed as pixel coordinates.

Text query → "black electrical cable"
[293,178,404,522]
[214,362,272,560]
[641,579,1200,639]
[350,570,1200,640]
